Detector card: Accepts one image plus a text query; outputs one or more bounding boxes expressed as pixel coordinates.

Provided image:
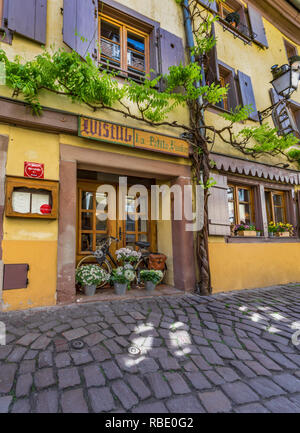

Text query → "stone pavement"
[1,284,300,413]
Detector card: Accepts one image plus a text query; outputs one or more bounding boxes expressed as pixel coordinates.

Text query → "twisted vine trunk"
[193,132,211,295]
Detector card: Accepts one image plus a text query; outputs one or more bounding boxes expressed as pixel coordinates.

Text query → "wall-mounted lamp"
[258,56,300,125]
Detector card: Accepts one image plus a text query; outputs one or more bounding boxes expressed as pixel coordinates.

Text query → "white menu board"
[31,193,50,215]
[12,192,31,214]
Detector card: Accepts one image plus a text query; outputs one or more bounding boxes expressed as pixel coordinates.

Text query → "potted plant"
[275,222,293,237]
[75,265,110,296]
[268,221,277,237]
[110,264,136,295]
[268,222,293,237]
[233,224,257,237]
[140,270,164,292]
[116,248,141,265]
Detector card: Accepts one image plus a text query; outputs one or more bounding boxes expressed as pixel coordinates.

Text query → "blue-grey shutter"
[248,5,268,48]
[8,0,35,41]
[63,0,98,61]
[149,26,159,80]
[270,89,298,136]
[237,70,259,121]
[7,0,47,44]
[35,0,47,45]
[206,23,219,86]
[198,1,218,13]
[159,28,185,75]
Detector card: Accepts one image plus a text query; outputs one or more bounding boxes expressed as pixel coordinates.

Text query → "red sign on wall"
[24,162,44,179]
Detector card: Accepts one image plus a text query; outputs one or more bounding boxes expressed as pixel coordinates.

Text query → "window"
[218,65,232,111]
[227,185,254,225]
[99,15,149,81]
[218,1,236,23]
[284,39,298,62]
[289,103,300,137]
[217,0,252,40]
[265,190,286,224]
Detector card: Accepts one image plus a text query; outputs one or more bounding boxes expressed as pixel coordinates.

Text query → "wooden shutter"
[237,70,259,121]
[206,23,219,86]
[270,89,298,135]
[63,0,98,61]
[248,5,268,48]
[149,26,159,80]
[208,174,231,236]
[159,28,185,76]
[7,0,47,44]
[198,1,218,13]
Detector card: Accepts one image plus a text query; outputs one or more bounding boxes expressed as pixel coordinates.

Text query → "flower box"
[276,232,290,237]
[236,230,257,237]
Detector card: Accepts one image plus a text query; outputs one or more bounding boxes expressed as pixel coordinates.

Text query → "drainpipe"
[182,0,206,113]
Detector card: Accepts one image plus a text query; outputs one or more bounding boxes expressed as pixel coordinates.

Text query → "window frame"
[99,13,150,81]
[265,189,287,224]
[283,38,298,62]
[227,183,255,226]
[214,61,239,113]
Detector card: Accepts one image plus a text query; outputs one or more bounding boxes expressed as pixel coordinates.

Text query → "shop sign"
[78,116,189,158]
[24,162,44,179]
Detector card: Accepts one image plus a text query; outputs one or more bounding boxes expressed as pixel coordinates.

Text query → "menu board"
[12,192,31,214]
[12,190,51,215]
[31,193,50,215]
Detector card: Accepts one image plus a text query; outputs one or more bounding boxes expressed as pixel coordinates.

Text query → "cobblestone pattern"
[1,284,300,413]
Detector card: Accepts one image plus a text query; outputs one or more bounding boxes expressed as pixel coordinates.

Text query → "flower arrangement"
[268,222,293,236]
[76,265,110,287]
[233,224,256,236]
[110,265,136,288]
[116,248,141,264]
[140,270,163,285]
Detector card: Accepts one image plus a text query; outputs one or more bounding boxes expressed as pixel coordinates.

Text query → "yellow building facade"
[0,0,299,311]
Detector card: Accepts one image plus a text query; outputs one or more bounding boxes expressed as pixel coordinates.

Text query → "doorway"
[76,174,156,266]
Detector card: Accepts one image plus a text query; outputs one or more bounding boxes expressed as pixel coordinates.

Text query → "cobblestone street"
[1,284,300,413]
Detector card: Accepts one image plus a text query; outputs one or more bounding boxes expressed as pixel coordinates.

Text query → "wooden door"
[77,180,116,265]
[77,180,157,265]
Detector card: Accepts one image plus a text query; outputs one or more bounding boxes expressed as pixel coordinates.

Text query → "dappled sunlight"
[269,312,288,321]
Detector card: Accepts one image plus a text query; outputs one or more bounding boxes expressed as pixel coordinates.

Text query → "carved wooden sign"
[78,116,189,158]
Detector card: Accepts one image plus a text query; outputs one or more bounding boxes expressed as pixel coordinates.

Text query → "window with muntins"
[99,14,150,81]
[284,39,298,62]
[265,190,286,224]
[227,185,255,225]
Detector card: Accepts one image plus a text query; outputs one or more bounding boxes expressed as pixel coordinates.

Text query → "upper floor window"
[227,184,255,225]
[284,39,298,62]
[265,190,286,224]
[99,15,150,81]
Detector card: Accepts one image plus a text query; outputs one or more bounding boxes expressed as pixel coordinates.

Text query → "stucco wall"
[209,241,300,292]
